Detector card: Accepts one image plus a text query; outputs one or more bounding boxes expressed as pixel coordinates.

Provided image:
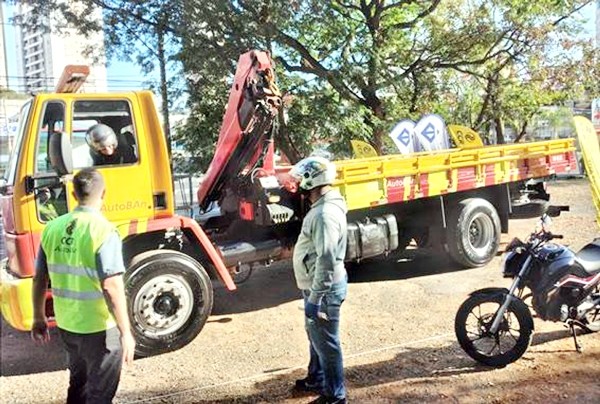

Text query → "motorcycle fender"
[469,287,535,331]
[469,287,510,298]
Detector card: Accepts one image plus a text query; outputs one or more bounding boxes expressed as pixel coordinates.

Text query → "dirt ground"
[1,178,599,403]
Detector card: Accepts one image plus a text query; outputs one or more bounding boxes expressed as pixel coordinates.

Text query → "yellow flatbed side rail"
[333,139,576,211]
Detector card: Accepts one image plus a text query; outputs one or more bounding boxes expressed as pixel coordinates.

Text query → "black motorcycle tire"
[455,293,534,367]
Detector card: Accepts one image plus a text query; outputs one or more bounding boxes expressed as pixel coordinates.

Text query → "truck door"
[29,100,70,233]
[69,97,153,224]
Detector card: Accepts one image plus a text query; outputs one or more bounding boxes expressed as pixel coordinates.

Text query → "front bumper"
[0,258,34,331]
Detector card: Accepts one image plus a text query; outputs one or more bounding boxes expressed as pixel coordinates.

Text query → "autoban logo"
[387,178,404,188]
[103,200,147,212]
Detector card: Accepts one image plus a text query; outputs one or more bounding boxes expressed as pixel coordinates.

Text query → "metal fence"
[173,173,203,219]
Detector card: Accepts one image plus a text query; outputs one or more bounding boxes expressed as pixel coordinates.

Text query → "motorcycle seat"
[575,238,600,275]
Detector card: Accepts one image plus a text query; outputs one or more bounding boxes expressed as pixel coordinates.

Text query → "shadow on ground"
[347,249,469,284]
[118,341,489,403]
[213,250,471,316]
[0,319,67,376]
[119,324,597,403]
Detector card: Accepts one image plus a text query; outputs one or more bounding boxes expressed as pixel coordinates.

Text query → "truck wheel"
[125,250,213,357]
[446,198,500,268]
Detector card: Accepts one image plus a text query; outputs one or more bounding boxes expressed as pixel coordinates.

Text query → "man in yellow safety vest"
[31,168,136,403]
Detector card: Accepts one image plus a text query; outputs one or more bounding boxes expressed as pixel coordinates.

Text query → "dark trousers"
[58,327,123,404]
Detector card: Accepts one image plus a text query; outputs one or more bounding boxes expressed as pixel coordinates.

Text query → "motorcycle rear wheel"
[455,293,533,367]
[582,298,600,333]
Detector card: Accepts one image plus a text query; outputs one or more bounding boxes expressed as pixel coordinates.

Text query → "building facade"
[0,4,9,90]
[14,1,107,93]
[597,0,600,48]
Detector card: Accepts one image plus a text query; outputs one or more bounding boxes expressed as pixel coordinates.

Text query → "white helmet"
[86,124,118,153]
[290,156,336,191]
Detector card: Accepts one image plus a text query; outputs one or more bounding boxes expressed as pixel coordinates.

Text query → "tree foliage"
[9,1,596,172]
[177,0,595,170]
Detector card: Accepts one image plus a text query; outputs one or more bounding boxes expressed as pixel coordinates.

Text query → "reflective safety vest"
[41,207,117,333]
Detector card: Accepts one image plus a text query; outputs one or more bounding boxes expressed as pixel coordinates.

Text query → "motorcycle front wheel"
[455,293,534,367]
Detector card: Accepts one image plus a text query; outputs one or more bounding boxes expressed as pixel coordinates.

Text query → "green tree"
[178,0,592,166]
[12,1,594,172]
[422,1,593,144]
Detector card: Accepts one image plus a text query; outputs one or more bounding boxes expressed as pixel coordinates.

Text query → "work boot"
[308,396,347,404]
[293,377,322,393]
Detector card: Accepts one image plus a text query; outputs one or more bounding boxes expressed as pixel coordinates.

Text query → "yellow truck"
[0,51,577,356]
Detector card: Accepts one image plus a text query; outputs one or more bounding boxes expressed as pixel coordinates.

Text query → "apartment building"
[14,1,107,93]
[0,5,8,90]
[597,0,600,48]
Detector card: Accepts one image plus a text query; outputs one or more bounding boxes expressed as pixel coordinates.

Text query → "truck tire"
[125,250,213,357]
[446,198,500,268]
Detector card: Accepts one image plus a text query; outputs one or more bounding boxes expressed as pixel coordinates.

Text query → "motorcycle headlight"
[502,237,526,278]
[502,250,527,278]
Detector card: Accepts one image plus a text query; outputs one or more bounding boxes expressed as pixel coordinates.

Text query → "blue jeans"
[302,280,347,400]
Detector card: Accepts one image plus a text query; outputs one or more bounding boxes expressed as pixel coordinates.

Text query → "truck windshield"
[3,101,32,186]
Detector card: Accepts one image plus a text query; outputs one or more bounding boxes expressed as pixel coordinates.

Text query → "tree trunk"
[274,108,301,163]
[363,94,385,153]
[494,117,505,144]
[514,121,528,143]
[157,25,171,158]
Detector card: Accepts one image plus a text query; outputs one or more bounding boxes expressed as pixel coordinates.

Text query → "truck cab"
[0,52,284,356]
[0,91,175,325]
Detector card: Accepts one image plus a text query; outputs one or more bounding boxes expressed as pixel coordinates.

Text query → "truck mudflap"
[116,216,237,291]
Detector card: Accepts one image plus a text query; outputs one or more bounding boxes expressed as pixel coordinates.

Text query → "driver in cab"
[86,124,137,166]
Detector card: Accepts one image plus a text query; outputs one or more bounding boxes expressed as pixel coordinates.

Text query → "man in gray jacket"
[290,156,348,404]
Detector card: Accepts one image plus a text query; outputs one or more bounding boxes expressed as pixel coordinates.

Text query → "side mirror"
[49,132,73,176]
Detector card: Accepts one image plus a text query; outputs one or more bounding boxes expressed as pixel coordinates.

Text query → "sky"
[1,3,146,92]
[1,2,597,94]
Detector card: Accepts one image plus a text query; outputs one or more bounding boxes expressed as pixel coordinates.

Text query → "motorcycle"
[454,205,600,367]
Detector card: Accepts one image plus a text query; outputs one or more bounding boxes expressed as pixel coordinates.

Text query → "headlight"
[501,251,514,277]
[502,250,527,278]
